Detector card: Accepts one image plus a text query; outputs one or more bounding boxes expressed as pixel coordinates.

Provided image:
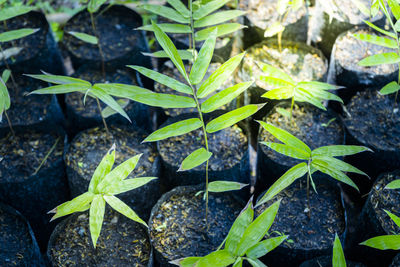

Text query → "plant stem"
[89,12,106,81]
[306,159,311,218]
[4,110,14,137]
[33,137,60,176]
[95,97,109,135]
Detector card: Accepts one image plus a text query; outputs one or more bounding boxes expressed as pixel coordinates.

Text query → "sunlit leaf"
[102,99,129,118]
[385,179,400,189]
[167,0,190,18]
[261,87,294,100]
[208,181,248,193]
[312,155,368,177]
[193,0,231,20]
[260,142,310,160]
[104,177,157,195]
[138,24,191,34]
[68,31,98,45]
[89,194,105,247]
[311,145,372,157]
[358,52,400,66]
[196,250,236,267]
[353,33,397,49]
[195,23,245,41]
[380,81,400,95]
[91,86,131,122]
[26,73,91,86]
[256,61,294,84]
[142,50,194,60]
[384,210,400,228]
[277,0,290,15]
[178,147,212,171]
[246,235,288,259]
[170,257,201,267]
[89,144,115,193]
[143,5,189,23]
[194,10,247,28]
[0,28,39,43]
[353,0,370,16]
[104,195,147,227]
[28,83,91,95]
[143,118,202,142]
[360,235,400,250]
[363,20,395,39]
[264,22,285,37]
[333,234,346,267]
[388,0,400,20]
[0,6,34,21]
[49,192,95,221]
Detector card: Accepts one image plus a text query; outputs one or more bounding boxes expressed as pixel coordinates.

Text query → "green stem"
[95,97,110,136]
[4,110,14,137]
[306,161,311,218]
[90,12,106,81]
[33,137,60,176]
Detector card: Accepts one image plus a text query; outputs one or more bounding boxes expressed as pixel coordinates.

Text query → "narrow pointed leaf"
[68,31,98,45]
[259,76,294,88]
[371,1,380,17]
[360,235,400,250]
[236,200,281,256]
[178,148,212,171]
[142,5,189,23]
[194,10,247,28]
[264,21,285,37]
[358,52,400,66]
[195,23,245,41]
[102,99,130,118]
[0,28,39,43]
[246,258,267,267]
[256,163,308,207]
[388,0,400,20]
[380,81,400,95]
[311,145,372,157]
[138,24,191,33]
[91,86,131,122]
[206,104,260,133]
[208,181,248,193]
[246,235,288,259]
[0,6,34,21]
[296,86,343,104]
[261,86,294,100]
[29,83,91,95]
[353,0,371,16]
[88,0,107,13]
[128,65,192,95]
[142,50,193,60]
[385,179,400,189]
[312,155,368,176]
[333,234,346,267]
[89,195,105,247]
[363,20,396,39]
[170,257,201,267]
[143,118,202,142]
[256,61,294,83]
[201,81,253,113]
[190,29,217,85]
[384,210,400,228]
[295,87,326,110]
[104,177,157,195]
[233,258,243,267]
[197,52,245,98]
[257,121,311,154]
[89,144,115,193]
[0,78,10,110]
[49,192,95,221]
[260,142,310,160]
[1,69,11,83]
[104,195,147,227]
[297,81,341,91]
[26,73,91,86]
[167,0,190,17]
[353,33,397,48]
[193,0,231,20]
[196,250,236,267]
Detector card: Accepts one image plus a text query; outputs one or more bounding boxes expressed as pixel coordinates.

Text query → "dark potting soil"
[369,171,400,234]
[159,124,247,172]
[63,6,142,62]
[343,90,400,152]
[299,256,366,267]
[0,131,63,181]
[149,186,242,263]
[49,208,151,266]
[391,253,400,267]
[154,61,235,118]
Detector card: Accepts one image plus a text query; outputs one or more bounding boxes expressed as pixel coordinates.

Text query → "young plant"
[257,61,343,118]
[0,69,13,135]
[139,0,246,61]
[171,199,287,267]
[255,122,370,212]
[333,234,347,267]
[360,210,400,251]
[385,179,400,189]
[354,0,400,99]
[48,144,157,248]
[26,73,132,135]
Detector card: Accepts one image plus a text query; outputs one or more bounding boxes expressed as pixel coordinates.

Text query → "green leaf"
[246,258,267,267]
[143,118,202,142]
[353,33,397,49]
[256,61,294,84]
[358,52,400,66]
[206,104,260,133]
[208,181,248,193]
[312,155,368,177]
[311,145,372,157]
[225,198,254,255]
[380,81,400,95]
[49,192,95,221]
[197,52,245,98]
[195,23,245,41]
[360,235,400,250]
[196,250,236,267]
[26,73,91,86]
[68,31,98,45]
[291,0,304,10]
[311,160,359,191]
[143,5,189,24]
[261,87,294,100]
[103,195,147,227]
[201,82,253,113]
[363,20,396,39]
[385,210,400,228]
[296,85,343,104]
[102,99,130,118]
[257,121,311,154]
[294,87,326,110]
[246,235,288,259]
[256,163,308,207]
[333,234,346,267]
[297,81,340,91]
[151,21,188,82]
[385,179,400,189]
[91,86,131,122]
[264,21,285,37]
[190,29,217,85]
[128,66,192,95]
[178,147,212,171]
[236,200,281,256]
[0,6,34,21]
[138,24,191,34]
[0,78,10,122]
[260,142,310,160]
[353,0,370,16]
[170,257,201,267]
[104,177,157,195]
[1,69,11,83]
[258,76,294,88]
[88,0,107,13]
[95,83,196,108]
[193,0,231,20]
[233,258,243,267]
[142,50,194,60]
[28,83,91,95]
[167,0,190,18]
[89,195,105,248]
[371,0,380,17]
[194,10,247,28]
[388,0,400,20]
[0,28,39,43]
[89,144,115,193]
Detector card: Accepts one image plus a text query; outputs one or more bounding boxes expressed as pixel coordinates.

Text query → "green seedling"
[385,179,400,189]
[360,210,400,251]
[26,72,132,135]
[0,69,13,135]
[171,199,287,267]
[255,122,370,214]
[48,144,157,248]
[113,21,257,221]
[354,0,400,99]
[333,234,347,267]
[139,0,246,61]
[257,61,344,118]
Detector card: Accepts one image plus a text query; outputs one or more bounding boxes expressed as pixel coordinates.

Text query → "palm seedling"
[48,144,157,247]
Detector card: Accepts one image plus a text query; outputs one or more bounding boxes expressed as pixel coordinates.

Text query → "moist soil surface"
[239,0,306,30]
[65,126,157,181]
[63,6,141,61]
[335,28,397,75]
[259,104,343,167]
[0,131,63,182]
[0,75,51,127]
[49,208,151,266]
[0,12,46,64]
[300,256,365,267]
[149,186,242,261]
[159,124,247,171]
[256,179,345,251]
[343,90,400,152]
[0,205,35,267]
[369,171,400,234]
[154,61,235,117]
